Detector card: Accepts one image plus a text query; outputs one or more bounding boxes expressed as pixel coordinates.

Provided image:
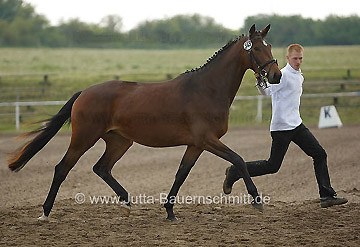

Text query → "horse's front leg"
[204,137,263,211]
[164,146,203,221]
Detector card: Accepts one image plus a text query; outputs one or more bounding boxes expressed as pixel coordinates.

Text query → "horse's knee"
[93,163,109,178]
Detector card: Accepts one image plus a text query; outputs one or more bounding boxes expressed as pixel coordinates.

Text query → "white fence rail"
[0,101,66,131]
[235,91,360,123]
[1,92,360,131]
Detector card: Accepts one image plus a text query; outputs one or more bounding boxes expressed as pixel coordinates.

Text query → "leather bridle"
[243,39,278,82]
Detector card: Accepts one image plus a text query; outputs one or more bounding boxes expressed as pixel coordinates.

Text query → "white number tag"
[243,40,252,51]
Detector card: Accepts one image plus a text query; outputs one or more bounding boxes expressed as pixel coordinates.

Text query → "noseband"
[243,39,278,84]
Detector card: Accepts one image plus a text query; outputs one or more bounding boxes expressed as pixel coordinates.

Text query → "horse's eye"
[254,47,260,51]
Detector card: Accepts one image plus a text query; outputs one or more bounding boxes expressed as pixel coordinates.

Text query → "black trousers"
[229,123,336,198]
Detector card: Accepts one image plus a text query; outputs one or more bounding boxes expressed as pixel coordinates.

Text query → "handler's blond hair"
[287,44,304,55]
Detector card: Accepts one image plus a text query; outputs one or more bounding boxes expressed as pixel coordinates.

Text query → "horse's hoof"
[121,204,131,217]
[166,216,177,222]
[37,213,48,221]
[251,201,264,212]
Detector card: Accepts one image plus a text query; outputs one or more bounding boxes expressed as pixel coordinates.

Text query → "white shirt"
[257,63,304,131]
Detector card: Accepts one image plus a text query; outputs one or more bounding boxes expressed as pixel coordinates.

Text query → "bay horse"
[8,24,281,221]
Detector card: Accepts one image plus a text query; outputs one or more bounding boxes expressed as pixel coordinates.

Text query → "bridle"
[243,39,278,86]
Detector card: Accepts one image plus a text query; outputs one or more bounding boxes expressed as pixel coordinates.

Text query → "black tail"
[8,91,82,172]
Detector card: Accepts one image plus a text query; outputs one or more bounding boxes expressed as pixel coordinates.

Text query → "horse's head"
[244,24,281,84]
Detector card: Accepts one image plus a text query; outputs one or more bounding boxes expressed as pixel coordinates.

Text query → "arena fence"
[1,92,359,131]
[235,91,360,123]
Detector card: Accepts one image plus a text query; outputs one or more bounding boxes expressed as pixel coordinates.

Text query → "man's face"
[286,51,303,71]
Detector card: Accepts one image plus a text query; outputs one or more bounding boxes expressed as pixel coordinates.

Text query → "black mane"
[183,34,245,74]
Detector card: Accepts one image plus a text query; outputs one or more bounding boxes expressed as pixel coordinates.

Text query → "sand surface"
[1,125,359,246]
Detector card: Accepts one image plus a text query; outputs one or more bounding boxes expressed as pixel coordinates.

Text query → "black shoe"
[223,166,241,194]
[320,196,348,208]
[251,200,264,212]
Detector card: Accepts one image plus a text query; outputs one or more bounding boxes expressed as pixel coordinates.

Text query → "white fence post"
[255,95,263,123]
[0,100,67,131]
[15,102,20,131]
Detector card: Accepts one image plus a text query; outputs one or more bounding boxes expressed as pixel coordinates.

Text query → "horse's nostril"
[275,72,282,82]
[270,72,282,84]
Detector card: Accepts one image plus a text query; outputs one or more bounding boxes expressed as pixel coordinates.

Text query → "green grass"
[0,48,214,75]
[1,46,360,132]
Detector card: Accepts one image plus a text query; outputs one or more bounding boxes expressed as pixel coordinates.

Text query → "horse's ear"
[261,24,271,38]
[249,24,256,37]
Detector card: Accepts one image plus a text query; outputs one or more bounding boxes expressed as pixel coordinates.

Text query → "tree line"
[1,0,360,48]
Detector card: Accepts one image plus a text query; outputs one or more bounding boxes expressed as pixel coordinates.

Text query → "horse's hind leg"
[164,145,203,221]
[39,129,102,220]
[93,131,133,216]
[204,137,263,210]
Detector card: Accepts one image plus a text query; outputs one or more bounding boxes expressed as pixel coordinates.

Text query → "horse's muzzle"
[269,71,282,84]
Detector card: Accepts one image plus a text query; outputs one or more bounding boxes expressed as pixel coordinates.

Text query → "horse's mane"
[183,34,246,74]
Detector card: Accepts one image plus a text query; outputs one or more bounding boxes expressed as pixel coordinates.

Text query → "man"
[223,44,347,208]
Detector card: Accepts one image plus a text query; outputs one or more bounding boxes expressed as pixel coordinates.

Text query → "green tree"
[243,15,317,46]
[1,1,359,48]
[100,14,123,32]
[0,0,48,46]
[0,0,22,21]
[128,14,236,48]
[56,18,125,48]
[242,14,360,46]
[316,15,360,45]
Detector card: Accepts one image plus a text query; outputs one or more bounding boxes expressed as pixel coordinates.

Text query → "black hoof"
[166,216,178,222]
[165,205,177,221]
[223,167,233,195]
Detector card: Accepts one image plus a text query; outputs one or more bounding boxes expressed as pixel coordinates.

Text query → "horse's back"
[70,79,193,146]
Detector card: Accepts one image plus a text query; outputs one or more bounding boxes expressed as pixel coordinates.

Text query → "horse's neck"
[190,43,247,105]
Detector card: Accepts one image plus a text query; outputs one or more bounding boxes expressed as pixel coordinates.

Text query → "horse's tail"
[8,91,82,172]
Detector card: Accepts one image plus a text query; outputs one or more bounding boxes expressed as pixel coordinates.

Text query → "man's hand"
[255,72,268,89]
[254,72,262,82]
